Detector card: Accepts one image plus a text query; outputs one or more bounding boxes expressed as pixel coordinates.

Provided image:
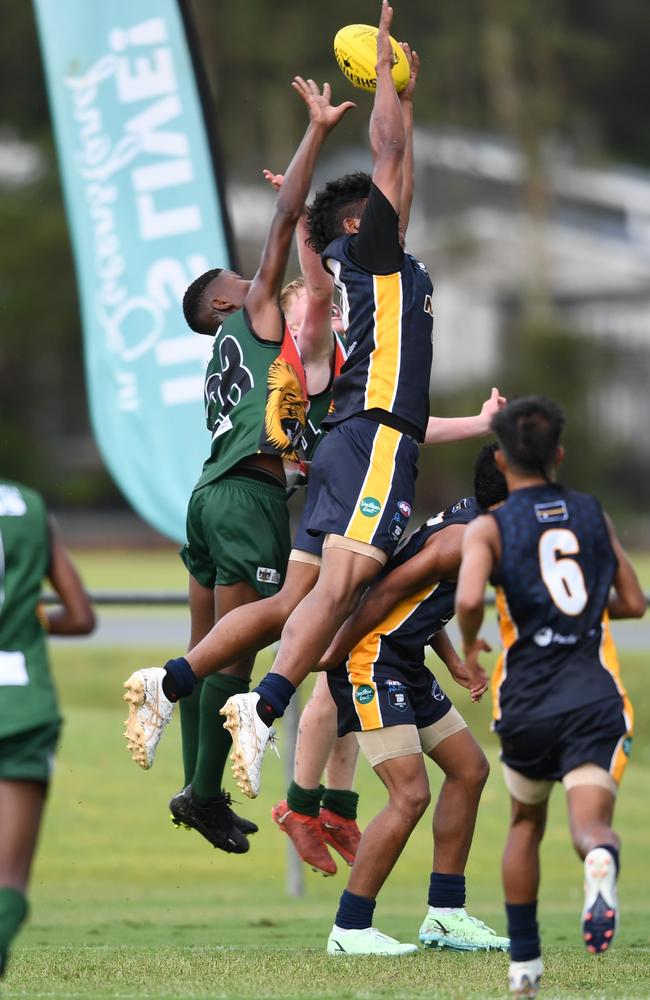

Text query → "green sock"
[179,678,203,786]
[0,888,28,978]
[191,673,250,804]
[321,788,359,820]
[287,780,323,818]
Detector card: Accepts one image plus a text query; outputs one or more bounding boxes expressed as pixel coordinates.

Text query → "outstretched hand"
[262,169,284,192]
[399,42,420,101]
[376,1,396,72]
[479,387,507,432]
[292,77,355,130]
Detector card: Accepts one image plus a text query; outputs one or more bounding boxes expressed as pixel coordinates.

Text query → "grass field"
[4,611,650,999]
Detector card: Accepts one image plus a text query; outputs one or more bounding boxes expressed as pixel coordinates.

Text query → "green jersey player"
[0,480,94,979]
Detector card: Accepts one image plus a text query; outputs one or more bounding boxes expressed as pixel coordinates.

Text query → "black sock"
[506,901,541,962]
[253,674,296,726]
[162,657,198,702]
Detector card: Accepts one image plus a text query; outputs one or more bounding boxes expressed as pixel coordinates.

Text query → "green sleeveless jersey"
[0,481,60,738]
[194,308,309,491]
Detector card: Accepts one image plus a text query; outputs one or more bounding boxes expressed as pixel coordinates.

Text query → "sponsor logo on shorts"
[257,567,281,585]
[389,690,408,712]
[359,496,382,518]
[431,680,445,701]
[397,500,411,519]
[533,627,579,647]
[355,684,376,705]
[534,500,569,523]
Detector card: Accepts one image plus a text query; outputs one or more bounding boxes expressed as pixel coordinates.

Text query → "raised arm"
[246,79,354,342]
[319,524,466,669]
[604,514,647,619]
[44,517,95,636]
[397,43,419,243]
[455,515,499,683]
[262,168,335,366]
[369,2,406,211]
[425,388,506,445]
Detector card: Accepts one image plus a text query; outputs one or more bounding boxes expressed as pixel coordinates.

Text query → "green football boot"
[419,907,510,951]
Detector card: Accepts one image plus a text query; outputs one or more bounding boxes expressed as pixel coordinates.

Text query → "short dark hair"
[473,442,508,510]
[306,172,372,254]
[491,396,565,478]
[182,268,223,334]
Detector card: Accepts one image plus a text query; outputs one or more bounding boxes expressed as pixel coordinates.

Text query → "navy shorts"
[496,697,633,785]
[327,658,453,735]
[300,416,418,556]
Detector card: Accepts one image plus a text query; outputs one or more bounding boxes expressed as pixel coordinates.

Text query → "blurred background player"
[124,77,355,852]
[314,445,509,955]
[0,479,95,979]
[456,396,646,998]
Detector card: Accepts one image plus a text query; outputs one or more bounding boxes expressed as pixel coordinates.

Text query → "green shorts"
[180,474,291,596]
[0,720,61,784]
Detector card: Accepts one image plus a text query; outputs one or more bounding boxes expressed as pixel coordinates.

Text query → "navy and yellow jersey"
[345,496,479,688]
[321,201,433,441]
[194,309,308,491]
[490,484,626,727]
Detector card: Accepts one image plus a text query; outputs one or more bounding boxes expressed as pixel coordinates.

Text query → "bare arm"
[246,80,354,342]
[397,44,419,243]
[455,515,500,684]
[605,514,647,619]
[262,169,334,365]
[369,2,406,211]
[319,524,465,668]
[430,628,488,701]
[44,518,95,636]
[425,388,506,445]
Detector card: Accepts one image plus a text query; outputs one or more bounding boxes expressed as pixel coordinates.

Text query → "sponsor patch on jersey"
[431,679,445,701]
[397,500,412,519]
[355,684,376,705]
[0,485,27,516]
[256,567,281,585]
[534,500,569,523]
[388,689,408,712]
[359,496,382,518]
[533,626,579,647]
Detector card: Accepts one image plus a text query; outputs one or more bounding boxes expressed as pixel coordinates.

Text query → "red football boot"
[320,808,362,866]
[271,800,337,876]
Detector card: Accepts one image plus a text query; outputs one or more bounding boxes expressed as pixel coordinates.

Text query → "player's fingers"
[322,81,331,102]
[412,50,420,70]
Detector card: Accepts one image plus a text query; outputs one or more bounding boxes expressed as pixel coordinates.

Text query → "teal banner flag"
[33,0,234,541]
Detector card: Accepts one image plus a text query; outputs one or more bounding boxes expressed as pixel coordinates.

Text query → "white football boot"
[327,925,418,956]
[220,692,277,798]
[123,667,174,769]
[582,846,618,953]
[508,957,544,998]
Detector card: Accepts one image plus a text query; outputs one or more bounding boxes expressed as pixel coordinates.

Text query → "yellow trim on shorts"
[346,581,438,732]
[365,273,403,412]
[598,611,634,783]
[345,423,402,545]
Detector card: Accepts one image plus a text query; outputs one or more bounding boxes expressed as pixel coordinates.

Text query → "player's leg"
[561,696,631,955]
[177,574,214,787]
[418,721,507,951]
[501,771,550,999]
[328,735,428,955]
[273,673,360,875]
[0,780,45,977]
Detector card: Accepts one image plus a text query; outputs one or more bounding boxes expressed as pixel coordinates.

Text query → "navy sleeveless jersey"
[322,235,434,440]
[361,496,479,671]
[490,484,624,726]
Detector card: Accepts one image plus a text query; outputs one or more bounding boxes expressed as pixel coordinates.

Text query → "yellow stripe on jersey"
[345,423,402,544]
[347,581,439,731]
[491,586,518,722]
[365,273,402,413]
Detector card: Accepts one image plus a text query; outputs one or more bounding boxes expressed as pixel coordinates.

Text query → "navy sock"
[506,901,541,962]
[162,657,198,701]
[428,872,466,909]
[253,674,295,725]
[594,843,620,875]
[335,889,376,930]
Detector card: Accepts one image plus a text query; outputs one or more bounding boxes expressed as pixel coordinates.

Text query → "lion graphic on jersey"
[262,357,307,460]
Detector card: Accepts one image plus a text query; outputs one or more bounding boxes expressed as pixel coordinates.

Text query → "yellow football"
[333,23,409,94]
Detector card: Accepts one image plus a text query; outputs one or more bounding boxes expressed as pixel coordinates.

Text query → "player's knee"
[465,749,490,792]
[511,800,546,840]
[391,780,431,824]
